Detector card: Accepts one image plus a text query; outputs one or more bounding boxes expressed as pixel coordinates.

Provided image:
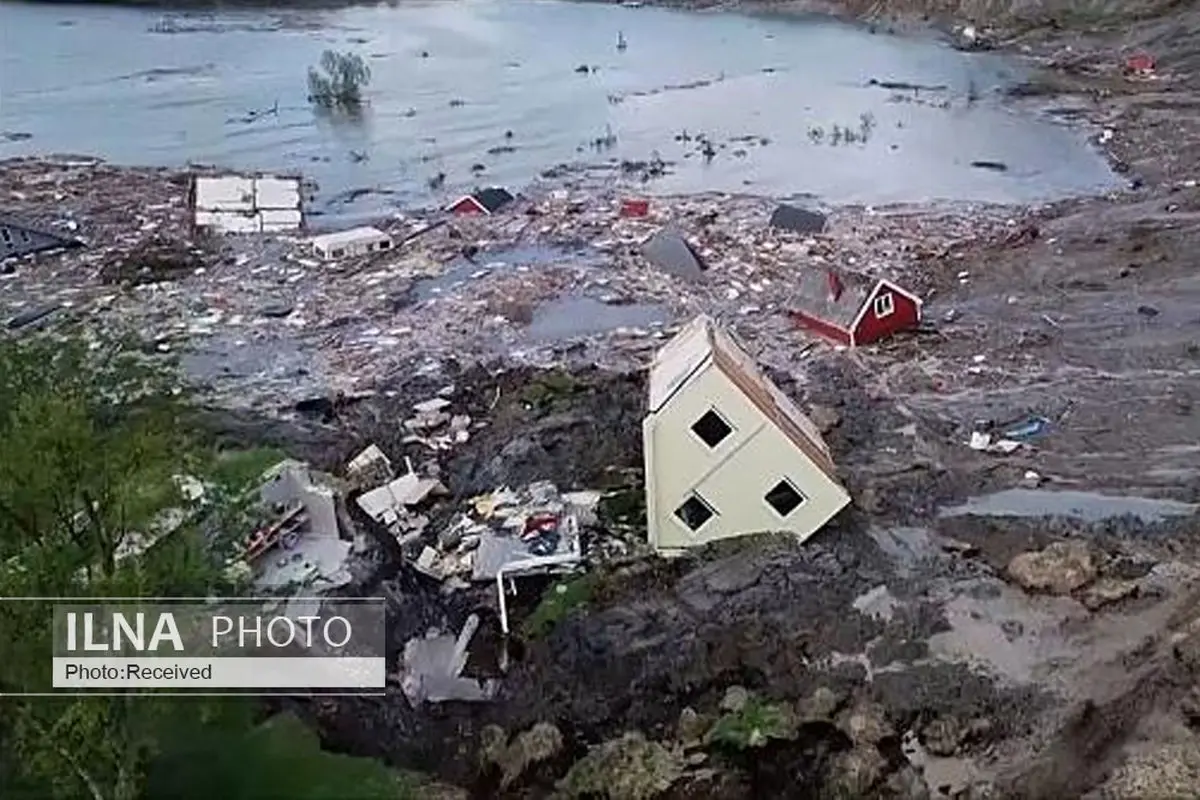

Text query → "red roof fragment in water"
[1125,52,1155,74]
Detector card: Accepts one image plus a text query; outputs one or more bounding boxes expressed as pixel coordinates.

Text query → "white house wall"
[647,317,714,412]
[254,177,301,210]
[194,210,262,235]
[194,176,254,212]
[644,363,850,552]
[260,209,303,232]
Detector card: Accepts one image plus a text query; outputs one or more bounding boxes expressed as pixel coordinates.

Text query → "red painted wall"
[448,197,483,215]
[787,310,852,346]
[852,283,920,345]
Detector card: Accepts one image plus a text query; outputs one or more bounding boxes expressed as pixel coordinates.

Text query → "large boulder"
[1007,541,1097,595]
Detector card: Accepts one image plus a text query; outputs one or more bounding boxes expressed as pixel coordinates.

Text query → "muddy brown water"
[1,0,1118,221]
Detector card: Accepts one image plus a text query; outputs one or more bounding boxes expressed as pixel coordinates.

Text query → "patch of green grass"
[521,572,600,639]
[145,712,425,800]
[207,447,286,492]
[597,485,645,527]
[518,370,584,411]
[707,696,798,750]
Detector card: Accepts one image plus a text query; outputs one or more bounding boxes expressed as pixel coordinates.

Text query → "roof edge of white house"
[646,315,717,413]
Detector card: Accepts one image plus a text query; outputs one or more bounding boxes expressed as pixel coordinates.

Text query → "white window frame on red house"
[873,291,895,319]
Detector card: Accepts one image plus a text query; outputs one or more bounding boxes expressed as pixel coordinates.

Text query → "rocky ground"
[6,1,1200,797]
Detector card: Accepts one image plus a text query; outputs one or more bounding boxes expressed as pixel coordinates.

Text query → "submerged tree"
[307,49,372,111]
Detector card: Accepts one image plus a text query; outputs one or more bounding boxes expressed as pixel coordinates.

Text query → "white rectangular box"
[52,657,385,689]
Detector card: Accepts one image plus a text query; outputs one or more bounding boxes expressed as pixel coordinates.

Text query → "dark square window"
[765,479,805,517]
[691,409,732,448]
[674,495,715,531]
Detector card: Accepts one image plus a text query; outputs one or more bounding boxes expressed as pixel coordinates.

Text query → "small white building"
[642,315,851,554]
[311,226,393,260]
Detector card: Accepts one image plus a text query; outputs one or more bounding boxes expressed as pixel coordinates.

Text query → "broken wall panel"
[0,214,83,261]
[192,174,303,235]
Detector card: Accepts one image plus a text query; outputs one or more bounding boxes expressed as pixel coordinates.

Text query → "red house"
[445,186,514,216]
[787,267,922,347]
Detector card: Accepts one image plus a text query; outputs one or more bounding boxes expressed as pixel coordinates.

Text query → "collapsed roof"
[769,204,827,235]
[641,227,706,280]
[790,267,876,329]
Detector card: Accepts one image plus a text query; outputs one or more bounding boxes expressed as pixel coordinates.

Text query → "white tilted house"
[642,315,851,553]
[310,227,393,260]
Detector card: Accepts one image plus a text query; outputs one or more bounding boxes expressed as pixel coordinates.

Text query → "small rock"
[1007,540,1097,595]
[886,765,932,799]
[855,487,885,514]
[826,747,887,796]
[260,301,295,318]
[940,537,979,556]
[497,722,564,789]
[1080,577,1139,611]
[406,411,451,432]
[720,685,750,713]
[797,686,842,721]
[676,707,709,748]
[921,716,963,756]
[479,724,508,768]
[837,701,893,747]
[807,403,841,434]
[414,397,452,414]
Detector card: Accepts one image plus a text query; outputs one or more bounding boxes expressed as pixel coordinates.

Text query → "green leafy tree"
[0,330,417,799]
[307,50,372,111]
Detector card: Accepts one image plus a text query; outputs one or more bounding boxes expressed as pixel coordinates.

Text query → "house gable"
[847,279,923,346]
[447,195,486,215]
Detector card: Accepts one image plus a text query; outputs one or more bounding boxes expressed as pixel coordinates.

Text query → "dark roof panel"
[769,204,827,234]
[789,267,875,330]
[0,213,84,261]
[641,228,705,280]
[473,187,514,213]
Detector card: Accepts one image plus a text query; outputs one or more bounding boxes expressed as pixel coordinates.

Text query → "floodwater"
[412,244,594,301]
[525,294,667,341]
[939,488,1199,523]
[0,0,1118,218]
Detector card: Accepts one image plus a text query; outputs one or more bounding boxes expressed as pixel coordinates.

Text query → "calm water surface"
[0,0,1118,218]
